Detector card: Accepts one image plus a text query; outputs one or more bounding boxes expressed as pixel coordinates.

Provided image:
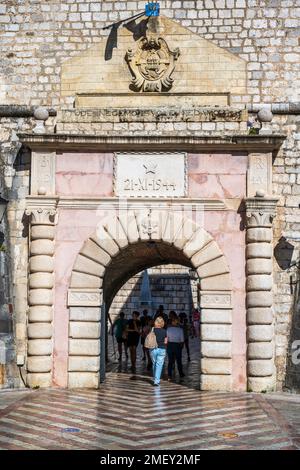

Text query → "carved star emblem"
[143,161,157,175]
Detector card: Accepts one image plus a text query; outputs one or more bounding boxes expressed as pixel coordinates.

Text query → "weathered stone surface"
[69,339,100,356]
[246,227,272,243]
[28,306,53,323]
[28,289,53,306]
[247,308,273,325]
[27,339,52,356]
[196,257,229,279]
[28,323,52,339]
[68,356,100,372]
[68,372,99,388]
[200,273,232,291]
[80,239,111,267]
[201,341,232,359]
[70,271,103,289]
[246,274,272,291]
[191,241,223,268]
[247,376,276,393]
[30,239,55,256]
[29,272,54,289]
[183,228,212,259]
[201,324,232,342]
[248,342,273,359]
[27,356,52,373]
[73,254,105,278]
[246,258,272,275]
[31,225,55,240]
[248,325,274,342]
[247,292,272,308]
[248,359,274,377]
[69,307,101,322]
[201,358,232,375]
[29,255,54,273]
[200,374,232,392]
[69,322,100,339]
[93,226,119,257]
[201,309,232,324]
[246,243,273,259]
[27,372,52,388]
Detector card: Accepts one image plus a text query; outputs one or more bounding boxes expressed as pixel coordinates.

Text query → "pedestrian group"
[112,306,200,387]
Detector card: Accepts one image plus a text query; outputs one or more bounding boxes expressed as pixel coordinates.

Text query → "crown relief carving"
[125,20,180,93]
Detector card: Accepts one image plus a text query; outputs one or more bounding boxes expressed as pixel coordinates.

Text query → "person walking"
[127,311,141,372]
[112,311,128,362]
[167,316,185,381]
[192,308,200,338]
[149,316,167,387]
[142,317,153,371]
[140,309,150,361]
[179,312,191,362]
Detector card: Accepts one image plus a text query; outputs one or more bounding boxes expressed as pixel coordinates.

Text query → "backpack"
[144,328,158,349]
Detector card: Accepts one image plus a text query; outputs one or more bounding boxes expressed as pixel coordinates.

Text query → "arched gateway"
[67,210,233,391]
[21,14,284,394]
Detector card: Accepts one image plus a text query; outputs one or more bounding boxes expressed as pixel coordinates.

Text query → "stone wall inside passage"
[109,264,198,324]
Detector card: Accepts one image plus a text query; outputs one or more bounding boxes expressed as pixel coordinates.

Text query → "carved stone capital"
[26,207,56,225]
[244,197,278,228]
[26,196,58,225]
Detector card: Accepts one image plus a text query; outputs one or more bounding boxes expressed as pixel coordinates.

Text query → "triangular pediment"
[61,15,246,107]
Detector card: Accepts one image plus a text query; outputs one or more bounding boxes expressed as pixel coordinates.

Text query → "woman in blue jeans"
[150,316,168,386]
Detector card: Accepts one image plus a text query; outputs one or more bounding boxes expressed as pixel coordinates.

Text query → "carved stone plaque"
[200,291,232,309]
[31,151,56,195]
[68,289,102,307]
[247,153,272,197]
[114,153,187,198]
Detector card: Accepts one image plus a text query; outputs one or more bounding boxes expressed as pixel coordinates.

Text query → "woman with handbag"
[145,316,167,387]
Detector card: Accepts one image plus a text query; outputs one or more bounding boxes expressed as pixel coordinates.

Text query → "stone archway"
[67,209,233,391]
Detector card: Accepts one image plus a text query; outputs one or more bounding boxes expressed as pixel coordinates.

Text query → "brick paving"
[0,373,300,449]
[0,337,299,450]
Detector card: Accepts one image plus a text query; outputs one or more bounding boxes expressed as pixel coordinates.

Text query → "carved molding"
[125,36,180,92]
[199,291,232,309]
[245,197,278,228]
[68,289,103,307]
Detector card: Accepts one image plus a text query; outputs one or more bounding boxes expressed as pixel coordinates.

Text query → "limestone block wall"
[109,264,196,324]
[1,1,299,106]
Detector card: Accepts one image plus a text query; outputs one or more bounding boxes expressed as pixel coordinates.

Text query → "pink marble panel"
[188,153,247,200]
[53,209,108,387]
[188,174,246,198]
[188,153,248,175]
[56,153,114,196]
[203,210,246,391]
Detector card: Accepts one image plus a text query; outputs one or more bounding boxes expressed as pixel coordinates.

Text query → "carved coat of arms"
[125,36,180,92]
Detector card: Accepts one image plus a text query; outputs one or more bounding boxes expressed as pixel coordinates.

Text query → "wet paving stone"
[0,375,299,450]
[0,338,299,450]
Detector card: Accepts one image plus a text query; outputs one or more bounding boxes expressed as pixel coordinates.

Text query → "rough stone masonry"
[0,1,299,392]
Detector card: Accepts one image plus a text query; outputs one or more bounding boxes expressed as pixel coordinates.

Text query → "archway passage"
[106,262,201,390]
[67,209,233,391]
